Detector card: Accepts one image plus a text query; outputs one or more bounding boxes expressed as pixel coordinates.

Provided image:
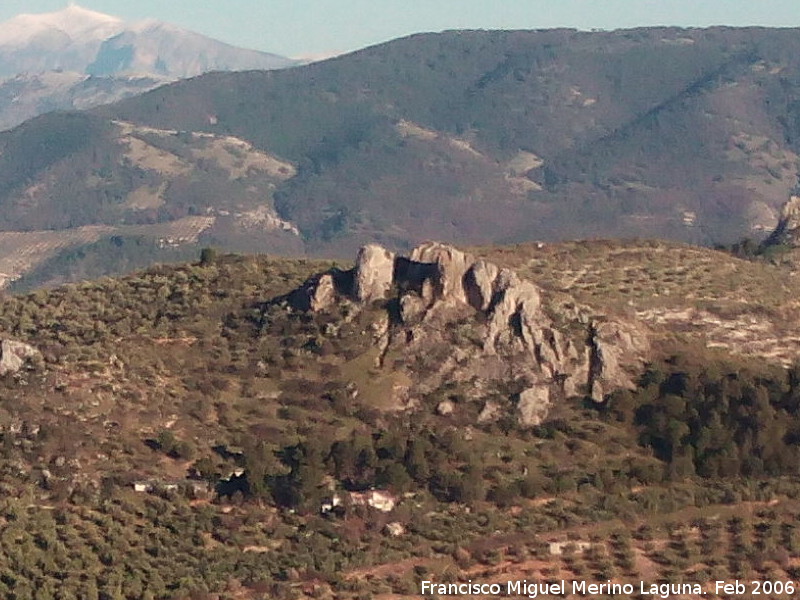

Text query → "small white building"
[549,541,592,556]
[133,481,154,493]
[132,480,186,494]
[350,489,397,512]
[385,522,406,537]
[321,489,398,514]
[320,495,342,514]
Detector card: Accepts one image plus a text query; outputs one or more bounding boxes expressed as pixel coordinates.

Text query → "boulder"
[436,400,455,416]
[385,522,406,536]
[288,270,343,312]
[0,340,40,376]
[517,385,551,427]
[399,293,426,323]
[477,400,501,424]
[310,273,338,312]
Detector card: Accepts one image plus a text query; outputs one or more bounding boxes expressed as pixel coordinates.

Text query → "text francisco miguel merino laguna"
[421,579,707,598]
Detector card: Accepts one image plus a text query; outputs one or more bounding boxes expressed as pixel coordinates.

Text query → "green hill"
[0,240,794,597]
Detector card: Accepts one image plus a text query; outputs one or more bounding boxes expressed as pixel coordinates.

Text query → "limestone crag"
[288,269,352,313]
[353,244,395,303]
[408,242,475,305]
[588,320,650,402]
[287,241,649,425]
[464,260,499,311]
[764,195,800,248]
[309,273,338,313]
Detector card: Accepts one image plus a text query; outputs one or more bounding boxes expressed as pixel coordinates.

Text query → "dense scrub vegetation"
[607,355,800,479]
[0,251,799,597]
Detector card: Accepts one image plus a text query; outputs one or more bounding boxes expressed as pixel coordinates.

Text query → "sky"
[0,0,799,59]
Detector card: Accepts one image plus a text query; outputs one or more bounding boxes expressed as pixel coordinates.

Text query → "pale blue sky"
[1,1,799,58]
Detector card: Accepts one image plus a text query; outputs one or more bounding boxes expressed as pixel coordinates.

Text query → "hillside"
[0,26,796,286]
[0,71,165,132]
[99,27,800,251]
[0,113,303,290]
[0,240,798,597]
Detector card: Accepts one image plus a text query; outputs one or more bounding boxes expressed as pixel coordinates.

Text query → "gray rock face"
[483,271,542,353]
[288,241,650,424]
[0,339,40,376]
[353,244,396,303]
[764,195,800,248]
[465,259,499,311]
[409,242,474,304]
[589,320,650,401]
[517,385,551,426]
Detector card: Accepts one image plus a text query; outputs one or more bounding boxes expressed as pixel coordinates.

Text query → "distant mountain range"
[97,28,800,249]
[0,4,296,77]
[1,27,800,288]
[0,4,297,130]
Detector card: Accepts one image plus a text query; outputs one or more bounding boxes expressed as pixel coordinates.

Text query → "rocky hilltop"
[0,242,794,598]
[287,242,650,425]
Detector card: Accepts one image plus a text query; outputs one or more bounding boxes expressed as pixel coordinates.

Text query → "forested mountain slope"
[2,27,800,285]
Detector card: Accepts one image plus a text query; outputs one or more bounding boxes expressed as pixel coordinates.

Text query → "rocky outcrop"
[353,245,396,303]
[286,241,650,425]
[478,400,502,424]
[763,195,800,248]
[465,260,500,311]
[588,321,650,402]
[408,242,475,305]
[436,400,455,416]
[0,339,40,376]
[287,269,352,313]
[308,273,338,313]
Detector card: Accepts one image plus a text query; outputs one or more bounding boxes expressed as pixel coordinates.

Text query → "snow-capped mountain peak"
[0,4,124,47]
[0,3,297,120]
[0,4,296,79]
